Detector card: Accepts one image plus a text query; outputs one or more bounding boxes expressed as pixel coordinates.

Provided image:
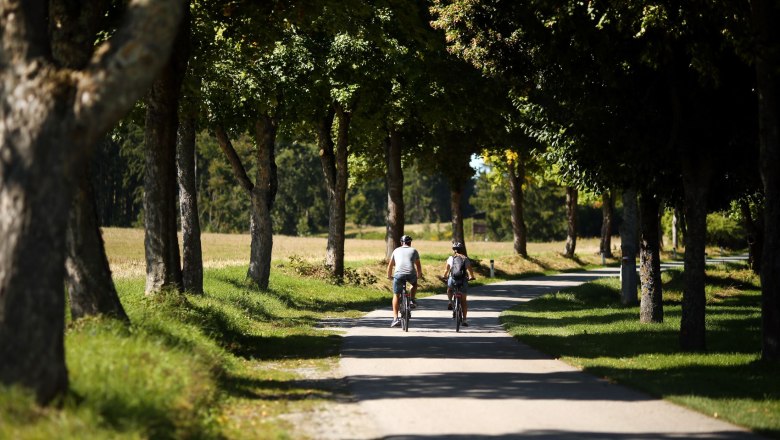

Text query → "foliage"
[282,255,378,287]
[706,212,746,250]
[273,141,329,235]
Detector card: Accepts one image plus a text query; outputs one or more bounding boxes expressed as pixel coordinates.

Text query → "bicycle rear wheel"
[402,294,410,331]
[454,298,462,332]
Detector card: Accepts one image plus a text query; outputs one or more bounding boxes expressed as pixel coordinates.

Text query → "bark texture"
[0,0,183,403]
[319,105,349,280]
[508,156,527,257]
[214,120,277,290]
[564,186,578,257]
[177,112,203,293]
[385,128,405,261]
[247,116,278,290]
[143,16,190,294]
[50,0,127,322]
[639,193,663,323]
[599,190,614,258]
[752,0,780,361]
[66,170,129,322]
[620,188,639,305]
[680,158,712,351]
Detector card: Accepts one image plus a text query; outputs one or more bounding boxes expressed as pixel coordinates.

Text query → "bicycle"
[451,282,464,332]
[398,281,412,332]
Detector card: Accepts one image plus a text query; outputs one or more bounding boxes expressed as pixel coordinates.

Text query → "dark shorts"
[393,273,417,294]
[448,277,468,294]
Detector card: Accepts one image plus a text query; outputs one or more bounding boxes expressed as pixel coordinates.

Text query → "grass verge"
[1,265,390,439]
[500,262,779,438]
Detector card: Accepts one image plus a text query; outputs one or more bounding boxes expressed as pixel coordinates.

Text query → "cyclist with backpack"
[442,242,476,326]
[387,235,423,328]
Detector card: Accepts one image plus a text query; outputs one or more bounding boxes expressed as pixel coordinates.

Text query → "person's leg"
[392,277,401,319]
[462,280,469,322]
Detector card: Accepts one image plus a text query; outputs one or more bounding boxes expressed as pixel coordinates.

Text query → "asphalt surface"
[338,267,762,439]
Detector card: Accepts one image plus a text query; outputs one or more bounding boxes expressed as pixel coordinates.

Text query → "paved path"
[338,267,762,439]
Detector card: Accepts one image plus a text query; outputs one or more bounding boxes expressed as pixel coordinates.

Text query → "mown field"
[1,227,773,439]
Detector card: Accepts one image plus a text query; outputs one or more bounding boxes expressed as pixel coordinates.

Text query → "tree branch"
[74,0,184,145]
[214,125,254,193]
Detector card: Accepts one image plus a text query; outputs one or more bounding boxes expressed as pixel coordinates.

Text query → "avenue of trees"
[1,0,778,405]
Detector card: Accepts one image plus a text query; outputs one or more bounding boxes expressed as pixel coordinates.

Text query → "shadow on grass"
[218,372,353,402]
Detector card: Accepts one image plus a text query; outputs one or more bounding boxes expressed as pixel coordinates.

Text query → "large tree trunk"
[639,193,663,323]
[0,0,183,404]
[385,127,405,261]
[143,25,189,294]
[508,155,528,257]
[246,116,278,290]
[564,186,578,257]
[50,0,127,322]
[319,105,349,280]
[177,112,203,293]
[600,190,614,258]
[679,159,712,351]
[0,86,72,405]
[752,0,780,362]
[620,188,639,305]
[66,170,129,322]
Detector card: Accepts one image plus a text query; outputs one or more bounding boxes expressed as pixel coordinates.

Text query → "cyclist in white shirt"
[386,235,422,327]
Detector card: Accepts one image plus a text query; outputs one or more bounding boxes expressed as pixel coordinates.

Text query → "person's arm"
[442,259,450,279]
[387,258,395,279]
[467,258,476,280]
[415,259,422,278]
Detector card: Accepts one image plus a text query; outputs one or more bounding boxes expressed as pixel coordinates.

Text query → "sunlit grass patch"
[501,263,779,437]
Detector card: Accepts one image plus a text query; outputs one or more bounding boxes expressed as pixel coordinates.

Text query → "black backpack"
[451,255,466,281]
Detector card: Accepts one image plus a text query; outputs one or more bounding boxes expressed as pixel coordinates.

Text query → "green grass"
[500,264,779,438]
[1,265,389,439]
[2,227,767,438]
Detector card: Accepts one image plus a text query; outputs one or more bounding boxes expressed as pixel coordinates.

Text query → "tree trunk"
[600,190,614,258]
[639,193,663,323]
[143,24,189,294]
[246,116,278,290]
[752,0,780,361]
[679,158,712,351]
[385,127,405,261]
[0,89,71,405]
[318,105,349,280]
[740,199,763,275]
[508,155,528,257]
[0,0,183,404]
[49,0,128,322]
[450,185,468,256]
[564,186,578,257]
[177,112,203,293]
[66,169,129,322]
[620,188,639,305]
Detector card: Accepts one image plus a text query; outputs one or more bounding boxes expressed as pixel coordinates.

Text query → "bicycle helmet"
[452,242,463,252]
[400,235,413,244]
